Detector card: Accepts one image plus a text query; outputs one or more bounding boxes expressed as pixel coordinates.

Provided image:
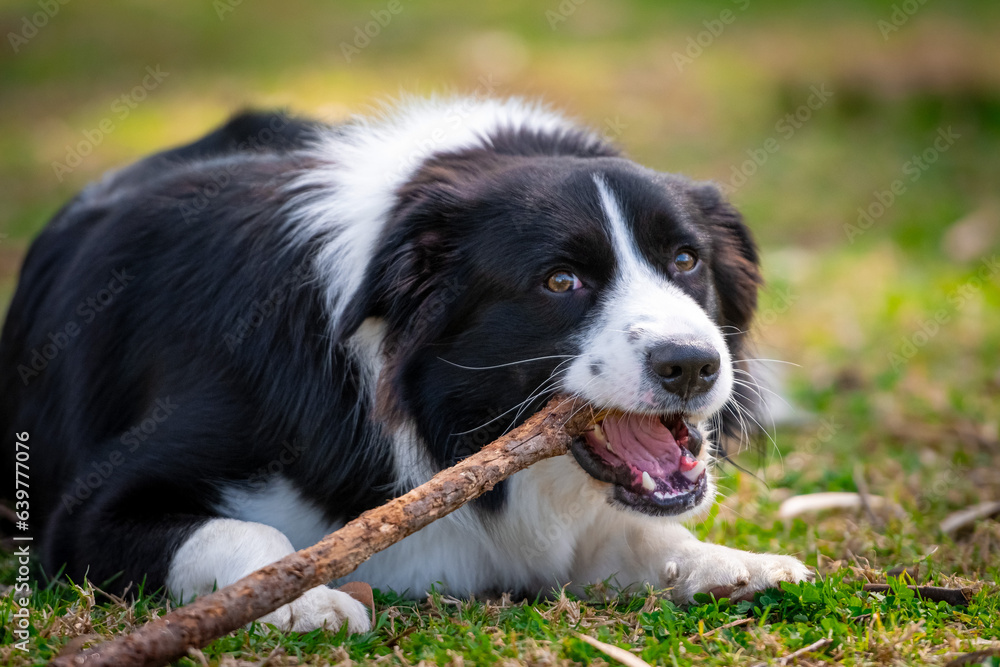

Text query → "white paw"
[664,546,813,603]
[257,585,372,633]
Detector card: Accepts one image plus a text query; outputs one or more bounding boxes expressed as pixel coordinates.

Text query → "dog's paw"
[256,585,372,633]
[663,546,813,603]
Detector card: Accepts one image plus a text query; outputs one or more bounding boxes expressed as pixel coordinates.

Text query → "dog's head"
[340,136,761,518]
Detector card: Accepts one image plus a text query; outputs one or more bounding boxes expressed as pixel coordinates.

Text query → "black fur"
[0,106,762,594]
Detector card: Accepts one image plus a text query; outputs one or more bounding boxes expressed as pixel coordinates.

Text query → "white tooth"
[591,423,614,452]
[683,460,707,482]
[641,471,655,491]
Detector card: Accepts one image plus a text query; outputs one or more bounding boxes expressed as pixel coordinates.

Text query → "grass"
[2,0,999,664]
[2,571,999,665]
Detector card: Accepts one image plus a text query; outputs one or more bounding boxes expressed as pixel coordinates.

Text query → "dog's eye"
[673,249,698,272]
[545,271,583,293]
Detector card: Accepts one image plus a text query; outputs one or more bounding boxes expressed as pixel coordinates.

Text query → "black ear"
[333,154,478,343]
[335,156,480,421]
[333,227,451,344]
[689,182,762,333]
[689,182,766,455]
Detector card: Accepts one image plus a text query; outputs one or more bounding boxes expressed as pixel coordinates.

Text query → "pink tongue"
[602,413,681,479]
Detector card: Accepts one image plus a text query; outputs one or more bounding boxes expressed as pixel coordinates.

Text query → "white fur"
[346,317,440,491]
[166,518,370,633]
[560,176,734,421]
[217,477,341,551]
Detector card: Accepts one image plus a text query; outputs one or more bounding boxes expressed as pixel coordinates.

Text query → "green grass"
[2,0,1000,664]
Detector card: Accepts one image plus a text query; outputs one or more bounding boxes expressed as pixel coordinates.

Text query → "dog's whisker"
[436,354,578,371]
[722,403,752,455]
[507,369,602,432]
[730,397,778,451]
[730,379,778,431]
[451,366,574,436]
[732,357,801,367]
[477,360,580,434]
[732,368,791,405]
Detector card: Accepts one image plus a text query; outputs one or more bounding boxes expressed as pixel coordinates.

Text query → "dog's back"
[0,111,366,570]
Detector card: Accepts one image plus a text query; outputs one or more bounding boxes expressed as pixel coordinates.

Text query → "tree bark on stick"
[53,396,592,667]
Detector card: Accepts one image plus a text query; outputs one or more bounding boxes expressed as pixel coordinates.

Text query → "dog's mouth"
[569,411,708,516]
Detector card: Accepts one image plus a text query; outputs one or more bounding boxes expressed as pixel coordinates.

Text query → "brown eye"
[674,249,697,272]
[545,271,583,293]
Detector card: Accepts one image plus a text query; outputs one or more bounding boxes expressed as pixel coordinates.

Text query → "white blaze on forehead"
[594,175,646,279]
[560,176,733,419]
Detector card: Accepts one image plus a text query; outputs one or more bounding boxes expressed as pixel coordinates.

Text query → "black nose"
[648,339,721,400]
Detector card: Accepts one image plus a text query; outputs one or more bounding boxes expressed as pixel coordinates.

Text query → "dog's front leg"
[572,516,813,602]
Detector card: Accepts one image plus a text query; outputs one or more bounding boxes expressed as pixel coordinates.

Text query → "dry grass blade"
[689,617,755,643]
[575,633,653,667]
[750,637,833,667]
[777,492,903,520]
[940,501,1000,536]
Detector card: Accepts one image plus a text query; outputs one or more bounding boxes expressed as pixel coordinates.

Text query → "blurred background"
[1,1,998,571]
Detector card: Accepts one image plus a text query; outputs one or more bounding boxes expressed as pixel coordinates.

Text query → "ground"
[1,0,999,665]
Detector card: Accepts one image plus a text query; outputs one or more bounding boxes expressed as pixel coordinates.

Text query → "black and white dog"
[0,97,810,633]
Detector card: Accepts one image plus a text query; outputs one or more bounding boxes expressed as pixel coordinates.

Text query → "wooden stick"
[53,396,592,667]
[861,584,970,606]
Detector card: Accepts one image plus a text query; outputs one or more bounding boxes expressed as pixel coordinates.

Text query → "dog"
[0,97,811,633]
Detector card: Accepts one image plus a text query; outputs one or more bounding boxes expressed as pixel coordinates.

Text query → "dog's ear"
[688,182,762,333]
[334,231,453,343]
[334,156,478,343]
[689,182,765,454]
[335,156,481,422]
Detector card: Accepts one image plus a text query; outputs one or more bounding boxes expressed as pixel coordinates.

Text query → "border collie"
[0,97,810,633]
